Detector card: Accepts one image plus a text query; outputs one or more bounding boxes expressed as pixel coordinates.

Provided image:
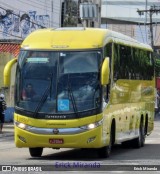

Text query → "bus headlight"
[88,123,95,129]
[18,123,26,129]
[15,121,28,130]
[80,119,103,130]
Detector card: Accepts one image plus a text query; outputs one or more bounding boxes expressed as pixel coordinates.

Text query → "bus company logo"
[45,115,67,119]
[53,128,59,134]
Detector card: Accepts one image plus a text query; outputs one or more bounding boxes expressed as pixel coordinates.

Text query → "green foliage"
[63,0,78,27]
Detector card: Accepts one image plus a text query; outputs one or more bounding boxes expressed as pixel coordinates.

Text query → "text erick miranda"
[55,162,100,168]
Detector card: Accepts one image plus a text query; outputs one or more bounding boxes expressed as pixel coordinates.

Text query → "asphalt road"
[0,116,160,173]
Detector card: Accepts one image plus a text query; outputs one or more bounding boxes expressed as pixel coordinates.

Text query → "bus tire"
[121,140,132,148]
[29,147,43,157]
[97,130,112,158]
[132,121,145,148]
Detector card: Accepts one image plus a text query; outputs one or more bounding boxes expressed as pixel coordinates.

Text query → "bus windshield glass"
[15,50,102,117]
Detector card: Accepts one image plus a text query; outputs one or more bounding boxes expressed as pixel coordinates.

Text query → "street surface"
[0,116,160,173]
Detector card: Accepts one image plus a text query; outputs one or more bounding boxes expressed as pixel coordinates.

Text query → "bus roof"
[21,27,152,51]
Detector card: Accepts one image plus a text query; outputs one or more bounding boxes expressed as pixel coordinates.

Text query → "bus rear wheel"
[29,147,43,157]
[132,121,145,148]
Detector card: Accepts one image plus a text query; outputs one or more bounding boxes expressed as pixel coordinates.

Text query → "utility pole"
[137,6,160,51]
[98,0,101,28]
[51,0,53,28]
[149,10,154,50]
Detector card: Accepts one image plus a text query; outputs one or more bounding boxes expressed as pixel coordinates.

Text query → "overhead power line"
[18,0,60,14]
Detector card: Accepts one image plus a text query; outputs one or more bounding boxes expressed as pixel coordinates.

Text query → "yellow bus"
[4,27,155,158]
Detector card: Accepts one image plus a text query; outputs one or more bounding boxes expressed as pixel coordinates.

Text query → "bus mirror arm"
[4,58,17,87]
[101,57,110,85]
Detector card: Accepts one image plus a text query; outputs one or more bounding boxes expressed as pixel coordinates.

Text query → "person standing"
[0,94,7,133]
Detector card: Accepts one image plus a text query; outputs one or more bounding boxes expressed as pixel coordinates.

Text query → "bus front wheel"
[97,131,112,158]
[29,147,43,157]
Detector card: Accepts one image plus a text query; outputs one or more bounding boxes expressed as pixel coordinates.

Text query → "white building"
[101,0,160,24]
[101,0,160,47]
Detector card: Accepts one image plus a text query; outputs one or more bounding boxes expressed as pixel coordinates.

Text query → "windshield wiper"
[33,72,54,117]
[67,77,79,118]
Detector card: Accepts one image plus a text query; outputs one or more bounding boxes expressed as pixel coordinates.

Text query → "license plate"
[49,138,64,144]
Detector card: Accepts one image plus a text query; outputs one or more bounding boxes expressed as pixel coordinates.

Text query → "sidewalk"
[0,122,14,137]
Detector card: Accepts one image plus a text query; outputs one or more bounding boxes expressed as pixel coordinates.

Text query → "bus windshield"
[15,50,102,117]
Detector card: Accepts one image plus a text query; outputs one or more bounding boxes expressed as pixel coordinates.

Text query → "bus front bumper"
[14,125,106,148]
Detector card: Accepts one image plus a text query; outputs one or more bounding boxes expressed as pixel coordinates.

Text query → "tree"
[63,0,78,27]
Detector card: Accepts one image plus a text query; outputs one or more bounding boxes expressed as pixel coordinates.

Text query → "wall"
[0,0,61,40]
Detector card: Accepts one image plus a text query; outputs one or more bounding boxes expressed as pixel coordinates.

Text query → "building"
[101,0,160,50]
[0,0,62,40]
[0,0,62,121]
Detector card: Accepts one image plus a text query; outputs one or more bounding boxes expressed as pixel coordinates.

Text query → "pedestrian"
[0,94,7,133]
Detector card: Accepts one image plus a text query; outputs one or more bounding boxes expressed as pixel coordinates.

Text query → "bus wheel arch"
[97,119,116,158]
[111,118,116,146]
[145,114,148,135]
[140,114,145,147]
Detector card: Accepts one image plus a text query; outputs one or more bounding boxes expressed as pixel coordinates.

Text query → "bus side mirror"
[101,57,110,85]
[4,58,17,87]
